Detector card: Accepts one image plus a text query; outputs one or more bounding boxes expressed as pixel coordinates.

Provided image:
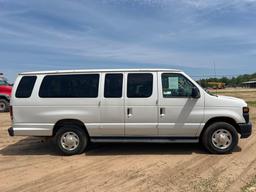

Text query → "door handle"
[160,108,165,118]
[127,108,132,118]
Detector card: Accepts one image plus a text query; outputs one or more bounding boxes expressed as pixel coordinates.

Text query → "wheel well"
[53,119,89,136]
[0,95,9,102]
[200,117,239,138]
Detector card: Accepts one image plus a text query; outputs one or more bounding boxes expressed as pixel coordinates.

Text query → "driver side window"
[162,73,194,98]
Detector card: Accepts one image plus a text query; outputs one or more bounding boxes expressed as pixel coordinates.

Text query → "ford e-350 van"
[8,69,252,155]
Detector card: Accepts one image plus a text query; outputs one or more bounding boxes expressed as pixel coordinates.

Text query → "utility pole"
[213,61,218,94]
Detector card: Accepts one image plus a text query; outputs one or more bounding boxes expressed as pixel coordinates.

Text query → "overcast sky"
[1,0,256,81]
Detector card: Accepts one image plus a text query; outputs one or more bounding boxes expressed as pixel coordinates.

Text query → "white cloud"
[0,0,255,78]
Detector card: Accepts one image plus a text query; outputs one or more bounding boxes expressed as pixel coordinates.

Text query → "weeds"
[241,176,256,192]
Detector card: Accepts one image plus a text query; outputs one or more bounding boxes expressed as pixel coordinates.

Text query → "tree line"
[197,72,256,88]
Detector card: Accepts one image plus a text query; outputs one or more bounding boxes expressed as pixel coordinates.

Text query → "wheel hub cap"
[0,102,5,110]
[65,135,75,145]
[61,132,80,151]
[212,129,232,150]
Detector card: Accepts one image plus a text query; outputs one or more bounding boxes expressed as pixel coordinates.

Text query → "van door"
[124,72,158,136]
[99,73,125,136]
[157,72,204,136]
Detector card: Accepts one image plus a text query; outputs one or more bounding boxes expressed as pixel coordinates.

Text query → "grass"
[241,176,256,192]
[247,101,256,107]
[193,177,219,192]
[209,90,256,94]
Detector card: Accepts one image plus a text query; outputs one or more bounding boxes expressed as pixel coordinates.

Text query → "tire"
[0,99,9,112]
[55,125,88,155]
[202,122,238,154]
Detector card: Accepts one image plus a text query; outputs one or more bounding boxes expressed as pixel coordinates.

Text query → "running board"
[90,137,199,143]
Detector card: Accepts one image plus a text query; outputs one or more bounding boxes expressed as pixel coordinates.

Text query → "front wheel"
[202,122,238,154]
[55,125,88,155]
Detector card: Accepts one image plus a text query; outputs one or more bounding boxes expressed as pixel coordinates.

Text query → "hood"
[206,94,247,107]
[0,85,12,96]
[218,95,245,102]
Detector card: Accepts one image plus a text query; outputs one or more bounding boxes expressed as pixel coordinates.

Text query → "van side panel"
[124,72,158,136]
[99,73,125,136]
[157,72,205,137]
[12,74,101,136]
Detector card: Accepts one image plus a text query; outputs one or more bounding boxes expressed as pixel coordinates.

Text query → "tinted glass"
[39,74,99,98]
[0,77,9,85]
[0,80,6,86]
[127,73,153,98]
[162,73,194,97]
[104,74,123,98]
[16,76,37,98]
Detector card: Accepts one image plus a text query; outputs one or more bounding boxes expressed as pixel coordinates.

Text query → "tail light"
[9,105,13,121]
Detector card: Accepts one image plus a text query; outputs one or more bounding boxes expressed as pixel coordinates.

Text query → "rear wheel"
[55,125,88,155]
[202,122,238,154]
[0,99,9,112]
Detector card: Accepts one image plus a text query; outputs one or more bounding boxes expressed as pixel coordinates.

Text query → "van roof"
[20,68,182,75]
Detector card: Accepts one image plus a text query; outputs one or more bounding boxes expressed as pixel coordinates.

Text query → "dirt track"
[0,91,256,192]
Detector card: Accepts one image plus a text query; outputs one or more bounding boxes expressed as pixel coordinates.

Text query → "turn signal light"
[243,107,249,113]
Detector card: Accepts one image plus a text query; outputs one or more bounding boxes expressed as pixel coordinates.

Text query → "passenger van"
[8,69,252,155]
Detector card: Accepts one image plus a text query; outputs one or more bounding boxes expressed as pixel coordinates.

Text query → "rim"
[60,131,80,151]
[211,129,232,150]
[0,102,6,111]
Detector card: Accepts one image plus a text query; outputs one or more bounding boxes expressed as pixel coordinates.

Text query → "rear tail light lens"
[10,105,13,121]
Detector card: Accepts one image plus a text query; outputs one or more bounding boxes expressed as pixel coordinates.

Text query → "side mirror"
[191,87,200,99]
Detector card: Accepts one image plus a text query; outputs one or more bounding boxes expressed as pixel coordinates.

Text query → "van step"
[90,136,199,143]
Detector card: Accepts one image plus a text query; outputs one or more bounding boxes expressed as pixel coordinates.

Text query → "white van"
[8,69,252,155]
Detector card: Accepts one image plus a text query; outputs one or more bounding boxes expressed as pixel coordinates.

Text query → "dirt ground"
[1,89,256,192]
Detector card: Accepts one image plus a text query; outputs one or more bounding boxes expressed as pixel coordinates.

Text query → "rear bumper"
[237,122,252,138]
[7,125,53,136]
[8,127,14,136]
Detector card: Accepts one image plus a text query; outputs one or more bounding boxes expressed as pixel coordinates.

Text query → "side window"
[0,78,9,86]
[127,73,153,98]
[39,74,99,98]
[0,80,5,86]
[162,73,194,97]
[16,76,37,98]
[104,74,123,98]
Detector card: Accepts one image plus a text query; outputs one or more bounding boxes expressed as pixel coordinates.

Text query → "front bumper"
[237,122,252,138]
[8,127,14,136]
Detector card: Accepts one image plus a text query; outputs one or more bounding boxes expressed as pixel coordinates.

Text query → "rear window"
[39,74,99,98]
[15,76,37,98]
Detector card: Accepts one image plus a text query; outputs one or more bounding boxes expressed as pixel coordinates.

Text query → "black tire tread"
[202,122,238,154]
[55,125,88,155]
